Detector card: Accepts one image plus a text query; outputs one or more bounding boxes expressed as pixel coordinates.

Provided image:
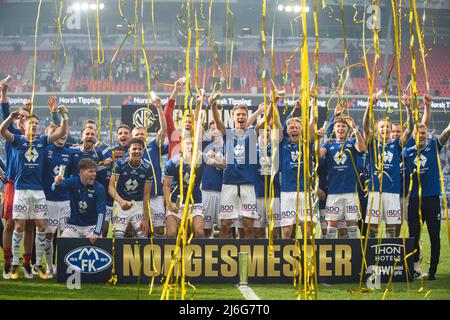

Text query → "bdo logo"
[64,246,112,274]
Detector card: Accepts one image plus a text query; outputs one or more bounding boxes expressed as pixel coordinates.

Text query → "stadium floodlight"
[71,2,104,12]
[277,3,309,13]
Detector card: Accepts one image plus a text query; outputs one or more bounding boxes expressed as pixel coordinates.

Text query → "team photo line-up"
[0,76,449,282]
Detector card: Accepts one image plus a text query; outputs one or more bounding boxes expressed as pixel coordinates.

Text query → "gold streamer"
[28,0,43,148]
[225,0,234,89]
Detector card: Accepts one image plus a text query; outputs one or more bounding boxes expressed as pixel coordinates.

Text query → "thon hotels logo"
[64,246,112,274]
[366,243,405,289]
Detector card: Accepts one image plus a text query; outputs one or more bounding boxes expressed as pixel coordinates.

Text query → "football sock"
[386,227,396,238]
[45,238,54,269]
[347,226,359,239]
[35,231,46,266]
[326,227,337,239]
[369,226,378,238]
[12,231,23,266]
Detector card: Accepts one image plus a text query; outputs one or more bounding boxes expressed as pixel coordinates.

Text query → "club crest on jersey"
[234,144,245,158]
[125,179,139,191]
[383,150,394,163]
[25,147,39,162]
[183,172,190,184]
[333,151,347,165]
[79,201,88,210]
[413,154,427,168]
[53,166,60,176]
[290,150,299,162]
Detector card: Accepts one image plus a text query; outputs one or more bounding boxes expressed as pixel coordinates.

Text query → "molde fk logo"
[64,246,112,274]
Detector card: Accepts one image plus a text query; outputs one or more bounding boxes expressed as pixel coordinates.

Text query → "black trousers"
[408,196,441,274]
[358,190,368,237]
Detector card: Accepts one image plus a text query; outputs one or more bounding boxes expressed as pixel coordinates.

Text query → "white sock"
[326,227,337,239]
[137,230,146,239]
[115,230,125,238]
[44,238,54,269]
[347,226,359,239]
[414,262,420,273]
[12,231,24,266]
[386,227,396,238]
[35,231,46,266]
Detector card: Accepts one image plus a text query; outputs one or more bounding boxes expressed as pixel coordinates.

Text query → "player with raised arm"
[201,117,227,238]
[362,93,413,238]
[108,138,152,238]
[53,158,106,242]
[275,99,318,239]
[211,93,264,238]
[164,77,192,159]
[42,123,74,278]
[393,94,432,237]
[1,79,33,279]
[162,90,206,238]
[0,107,68,280]
[322,102,350,238]
[404,101,450,280]
[131,92,168,237]
[320,113,366,239]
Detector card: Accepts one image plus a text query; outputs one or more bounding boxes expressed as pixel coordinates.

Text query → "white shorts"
[112,201,145,234]
[219,184,257,221]
[167,203,204,220]
[104,205,113,223]
[202,190,221,229]
[254,197,281,228]
[13,189,48,220]
[365,192,402,225]
[45,200,70,233]
[325,193,360,222]
[320,209,347,229]
[150,196,166,228]
[280,192,318,227]
[61,224,95,238]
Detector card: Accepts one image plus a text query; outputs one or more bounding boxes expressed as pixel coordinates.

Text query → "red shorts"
[2,180,15,220]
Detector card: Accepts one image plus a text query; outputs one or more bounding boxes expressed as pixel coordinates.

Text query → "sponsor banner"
[57,238,414,284]
[8,93,450,112]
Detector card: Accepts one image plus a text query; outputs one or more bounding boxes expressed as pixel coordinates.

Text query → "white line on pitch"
[237,285,261,300]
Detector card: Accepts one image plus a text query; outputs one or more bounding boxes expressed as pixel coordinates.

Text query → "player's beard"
[84,139,94,150]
